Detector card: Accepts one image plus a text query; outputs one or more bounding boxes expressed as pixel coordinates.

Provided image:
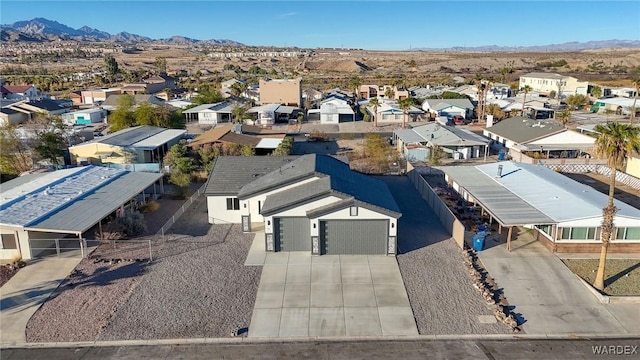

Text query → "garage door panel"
[321,220,387,255]
[276,217,311,252]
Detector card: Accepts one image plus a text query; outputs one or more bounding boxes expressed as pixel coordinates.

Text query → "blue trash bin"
[473,235,486,251]
[477,230,489,238]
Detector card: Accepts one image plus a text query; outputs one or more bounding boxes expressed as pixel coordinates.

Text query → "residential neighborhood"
[1,10,640,359]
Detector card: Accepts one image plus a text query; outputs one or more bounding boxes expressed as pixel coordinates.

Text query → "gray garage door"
[274,217,311,251]
[320,220,388,255]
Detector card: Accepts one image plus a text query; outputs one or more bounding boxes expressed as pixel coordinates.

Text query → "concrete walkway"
[249,253,418,338]
[476,233,640,335]
[244,232,266,266]
[0,257,81,344]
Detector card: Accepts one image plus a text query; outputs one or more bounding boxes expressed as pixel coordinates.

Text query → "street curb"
[3,333,640,349]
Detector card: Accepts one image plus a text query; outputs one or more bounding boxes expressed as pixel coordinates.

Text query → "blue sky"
[2,1,639,50]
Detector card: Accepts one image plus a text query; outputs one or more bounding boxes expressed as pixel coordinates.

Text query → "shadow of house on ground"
[0,280,62,312]
[376,175,451,254]
[605,261,640,288]
[292,141,341,156]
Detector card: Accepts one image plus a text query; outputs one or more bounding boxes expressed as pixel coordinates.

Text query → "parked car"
[452,115,468,125]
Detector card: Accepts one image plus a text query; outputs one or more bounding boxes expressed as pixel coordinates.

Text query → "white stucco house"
[422,98,474,119]
[204,154,402,255]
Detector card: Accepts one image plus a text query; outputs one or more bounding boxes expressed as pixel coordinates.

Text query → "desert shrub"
[139,200,160,213]
[116,209,147,236]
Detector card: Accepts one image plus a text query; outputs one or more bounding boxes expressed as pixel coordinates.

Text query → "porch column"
[498,223,502,235]
[78,232,84,258]
[160,177,164,194]
[484,145,488,162]
[98,219,103,238]
[507,226,513,252]
[153,182,157,199]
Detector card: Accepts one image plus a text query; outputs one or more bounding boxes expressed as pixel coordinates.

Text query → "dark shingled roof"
[243,154,401,216]
[260,177,333,215]
[205,156,299,195]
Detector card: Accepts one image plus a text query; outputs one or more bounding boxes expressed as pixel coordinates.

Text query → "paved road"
[2,338,638,360]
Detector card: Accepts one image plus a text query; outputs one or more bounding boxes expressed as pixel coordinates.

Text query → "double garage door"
[274,217,388,254]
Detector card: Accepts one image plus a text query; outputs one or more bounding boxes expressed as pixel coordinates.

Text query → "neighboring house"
[308,98,355,124]
[0,107,28,126]
[121,74,178,96]
[367,100,426,124]
[166,98,193,109]
[358,84,379,99]
[259,78,302,107]
[69,125,185,167]
[62,108,107,126]
[610,87,637,98]
[625,156,640,179]
[188,124,285,154]
[590,97,637,115]
[422,98,474,119]
[394,123,490,161]
[205,154,401,255]
[182,102,237,124]
[247,103,299,125]
[4,98,73,118]
[482,116,595,160]
[439,161,640,253]
[68,91,83,105]
[1,85,43,101]
[101,94,166,111]
[519,72,589,97]
[0,166,164,260]
[80,88,122,105]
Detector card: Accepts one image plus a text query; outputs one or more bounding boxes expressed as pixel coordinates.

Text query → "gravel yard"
[561,259,640,296]
[379,176,510,335]
[26,193,260,342]
[0,266,18,288]
[98,196,260,340]
[25,253,145,342]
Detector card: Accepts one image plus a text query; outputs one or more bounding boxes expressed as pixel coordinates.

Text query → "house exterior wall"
[0,112,28,126]
[207,195,242,224]
[0,227,22,260]
[528,130,595,147]
[519,75,589,96]
[259,78,302,107]
[309,207,397,238]
[197,110,227,125]
[626,157,640,179]
[70,143,129,165]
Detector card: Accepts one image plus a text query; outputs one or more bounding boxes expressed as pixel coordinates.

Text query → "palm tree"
[232,105,247,124]
[385,87,396,100]
[556,109,571,127]
[230,81,247,97]
[630,78,640,124]
[592,123,640,291]
[349,76,362,99]
[369,97,380,128]
[398,98,413,129]
[520,85,532,117]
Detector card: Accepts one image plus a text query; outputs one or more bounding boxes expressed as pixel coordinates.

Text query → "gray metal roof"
[409,123,490,147]
[28,171,162,233]
[394,129,425,144]
[440,161,640,226]
[0,166,161,233]
[205,156,299,195]
[237,155,316,198]
[100,126,166,146]
[438,165,555,226]
[484,117,564,144]
[132,129,186,150]
[423,98,474,110]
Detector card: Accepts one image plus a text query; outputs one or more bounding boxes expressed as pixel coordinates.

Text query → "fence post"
[83,238,87,258]
[148,239,153,262]
[55,238,60,256]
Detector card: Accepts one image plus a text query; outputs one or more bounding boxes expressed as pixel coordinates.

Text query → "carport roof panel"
[439,165,554,226]
[27,171,162,233]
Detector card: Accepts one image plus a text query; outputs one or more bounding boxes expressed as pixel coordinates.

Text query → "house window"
[226,198,240,210]
[560,227,596,240]
[535,225,552,237]
[350,206,358,216]
[616,227,640,240]
[1,234,17,249]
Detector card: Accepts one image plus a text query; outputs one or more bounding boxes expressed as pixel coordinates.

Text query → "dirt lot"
[563,172,640,210]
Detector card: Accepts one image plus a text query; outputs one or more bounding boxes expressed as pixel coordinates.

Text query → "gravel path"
[25,254,145,342]
[98,195,260,340]
[379,176,509,335]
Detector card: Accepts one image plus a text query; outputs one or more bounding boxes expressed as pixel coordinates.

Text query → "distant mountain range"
[0,17,244,45]
[413,40,640,52]
[2,18,639,52]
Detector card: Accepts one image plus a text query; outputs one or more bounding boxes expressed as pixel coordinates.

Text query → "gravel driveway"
[378,176,509,335]
[98,196,260,340]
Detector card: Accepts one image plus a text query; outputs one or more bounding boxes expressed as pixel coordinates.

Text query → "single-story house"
[69,125,185,168]
[80,88,122,105]
[483,116,596,160]
[0,166,164,260]
[101,94,166,111]
[4,99,73,119]
[62,108,107,126]
[422,98,474,119]
[1,85,43,101]
[308,98,355,124]
[247,103,300,125]
[182,102,238,124]
[366,100,426,124]
[439,161,640,253]
[188,124,285,154]
[0,107,28,126]
[205,154,401,255]
[394,123,490,161]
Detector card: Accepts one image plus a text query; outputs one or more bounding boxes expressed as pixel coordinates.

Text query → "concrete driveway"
[0,257,81,344]
[248,252,418,338]
[477,232,640,335]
